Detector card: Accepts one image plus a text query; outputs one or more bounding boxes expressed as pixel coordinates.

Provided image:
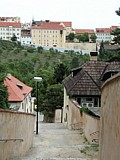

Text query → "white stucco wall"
[21,36,31,45]
[10,93,34,113]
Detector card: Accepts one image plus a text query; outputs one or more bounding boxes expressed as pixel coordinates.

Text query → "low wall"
[65,42,96,51]
[0,110,35,160]
[83,113,99,144]
[99,73,120,160]
[66,99,100,144]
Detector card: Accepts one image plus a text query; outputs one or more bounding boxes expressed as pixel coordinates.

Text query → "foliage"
[90,34,97,43]
[71,56,79,68]
[115,7,120,16]
[80,144,99,155]
[0,73,9,109]
[75,34,83,42]
[80,107,96,117]
[11,34,17,42]
[82,33,89,42]
[42,84,63,119]
[37,46,43,53]
[75,33,89,42]
[0,39,90,120]
[53,63,70,84]
[99,50,120,62]
[110,7,120,45]
[99,40,104,60]
[27,47,35,53]
[68,33,75,41]
[111,28,120,45]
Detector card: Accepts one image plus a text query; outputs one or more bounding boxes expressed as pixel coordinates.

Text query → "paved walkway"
[11,123,98,160]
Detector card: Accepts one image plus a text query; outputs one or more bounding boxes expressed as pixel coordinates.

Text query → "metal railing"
[0,138,24,142]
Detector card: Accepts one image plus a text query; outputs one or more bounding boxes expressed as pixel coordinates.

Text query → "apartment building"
[95,28,111,42]
[95,26,118,42]
[32,20,72,35]
[31,22,66,47]
[0,22,21,41]
[21,22,31,45]
[0,17,20,22]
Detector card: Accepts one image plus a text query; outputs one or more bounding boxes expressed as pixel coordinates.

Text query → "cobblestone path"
[11,123,98,160]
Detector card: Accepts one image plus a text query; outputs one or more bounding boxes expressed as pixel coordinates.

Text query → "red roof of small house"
[4,74,32,102]
[110,26,118,30]
[75,29,95,34]
[32,22,65,30]
[0,22,21,28]
[96,28,111,33]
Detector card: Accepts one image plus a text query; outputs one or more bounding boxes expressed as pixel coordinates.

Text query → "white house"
[0,21,21,41]
[21,29,31,46]
[4,74,34,113]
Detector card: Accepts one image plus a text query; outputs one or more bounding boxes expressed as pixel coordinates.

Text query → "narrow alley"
[11,121,98,160]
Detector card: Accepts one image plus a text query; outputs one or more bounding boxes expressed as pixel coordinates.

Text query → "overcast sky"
[0,0,120,29]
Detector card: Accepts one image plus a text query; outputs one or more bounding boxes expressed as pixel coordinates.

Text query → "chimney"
[7,73,12,80]
[90,52,98,61]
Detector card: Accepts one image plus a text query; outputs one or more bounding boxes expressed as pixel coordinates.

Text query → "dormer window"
[16,83,23,89]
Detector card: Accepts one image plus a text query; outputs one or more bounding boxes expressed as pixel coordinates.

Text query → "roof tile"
[4,75,32,102]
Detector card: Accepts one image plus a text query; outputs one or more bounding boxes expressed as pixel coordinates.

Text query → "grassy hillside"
[0,40,90,83]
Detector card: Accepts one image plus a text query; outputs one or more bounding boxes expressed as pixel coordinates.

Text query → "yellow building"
[31,22,68,48]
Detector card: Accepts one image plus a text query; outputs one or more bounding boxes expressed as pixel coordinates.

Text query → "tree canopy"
[116,7,120,16]
[11,34,17,42]
[0,73,9,109]
[90,34,97,43]
[110,7,120,44]
[75,33,89,42]
[68,33,75,41]
[0,39,90,119]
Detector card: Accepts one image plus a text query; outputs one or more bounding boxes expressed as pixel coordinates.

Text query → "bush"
[27,47,35,53]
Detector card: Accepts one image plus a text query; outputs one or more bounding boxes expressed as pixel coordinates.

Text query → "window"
[94,98,99,107]
[77,98,81,105]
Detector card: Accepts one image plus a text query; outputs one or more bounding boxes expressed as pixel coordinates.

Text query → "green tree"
[82,33,89,42]
[68,33,75,41]
[99,40,105,59]
[110,7,120,44]
[37,46,43,53]
[0,74,9,109]
[75,34,82,42]
[116,7,120,16]
[75,33,89,42]
[42,84,63,122]
[90,34,97,43]
[111,28,120,44]
[11,34,17,42]
[53,63,69,84]
[71,56,79,68]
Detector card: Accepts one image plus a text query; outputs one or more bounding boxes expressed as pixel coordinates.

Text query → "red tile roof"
[96,28,111,33]
[75,29,95,34]
[32,22,65,30]
[55,22,72,27]
[4,75,32,102]
[110,26,118,30]
[0,22,21,28]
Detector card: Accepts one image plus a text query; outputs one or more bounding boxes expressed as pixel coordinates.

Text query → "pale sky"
[0,0,120,29]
